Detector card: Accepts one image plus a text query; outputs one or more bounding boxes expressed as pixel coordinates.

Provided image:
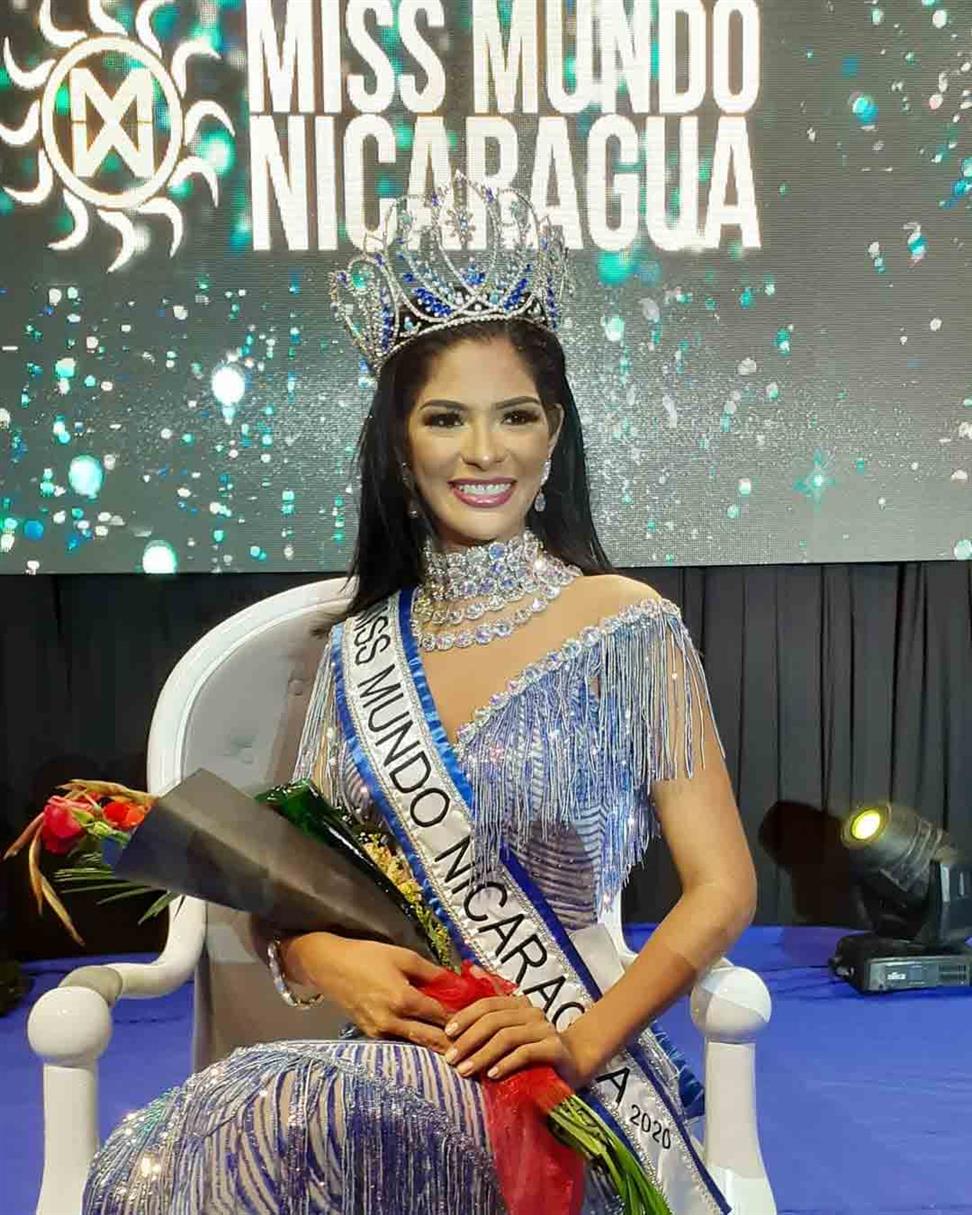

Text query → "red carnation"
[40,800,85,855]
[102,800,147,831]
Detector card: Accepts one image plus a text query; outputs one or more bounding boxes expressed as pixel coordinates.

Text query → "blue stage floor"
[1,926,968,1215]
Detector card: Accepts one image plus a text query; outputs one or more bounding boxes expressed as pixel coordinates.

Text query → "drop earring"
[534,458,552,513]
[401,461,421,519]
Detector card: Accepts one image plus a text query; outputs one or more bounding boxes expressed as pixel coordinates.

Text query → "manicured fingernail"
[445,1022,458,1036]
[444,1048,457,1064]
[487,1067,498,1079]
[457,1061,472,1075]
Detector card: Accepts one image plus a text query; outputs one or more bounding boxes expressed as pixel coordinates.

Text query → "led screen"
[1,0,970,573]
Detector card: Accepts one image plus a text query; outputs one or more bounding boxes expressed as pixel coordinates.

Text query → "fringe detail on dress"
[296,598,720,914]
[454,599,720,909]
[336,1060,504,1214]
[294,638,373,819]
[83,1042,508,1215]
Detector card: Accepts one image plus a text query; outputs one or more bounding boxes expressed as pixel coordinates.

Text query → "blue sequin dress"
[83,596,712,1215]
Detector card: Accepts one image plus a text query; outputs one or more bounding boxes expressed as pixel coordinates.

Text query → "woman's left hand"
[443,995,589,1087]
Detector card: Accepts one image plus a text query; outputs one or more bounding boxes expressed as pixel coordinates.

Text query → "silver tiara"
[329,172,570,374]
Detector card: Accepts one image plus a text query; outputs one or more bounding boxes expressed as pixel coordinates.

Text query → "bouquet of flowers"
[4,773,441,960]
[5,771,671,1215]
[3,779,159,946]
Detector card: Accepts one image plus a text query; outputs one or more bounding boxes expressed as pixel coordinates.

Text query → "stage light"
[848,808,882,842]
[830,802,972,993]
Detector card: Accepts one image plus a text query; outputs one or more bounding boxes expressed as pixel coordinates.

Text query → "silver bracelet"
[267,935,325,1009]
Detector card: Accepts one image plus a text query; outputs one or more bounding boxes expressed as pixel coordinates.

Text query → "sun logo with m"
[0,0,233,271]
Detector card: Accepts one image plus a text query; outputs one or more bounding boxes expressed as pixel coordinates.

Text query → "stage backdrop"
[1,0,970,573]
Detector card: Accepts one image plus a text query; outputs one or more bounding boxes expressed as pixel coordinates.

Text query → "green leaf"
[54,881,143,893]
[137,891,178,923]
[90,887,162,905]
[547,1095,673,1215]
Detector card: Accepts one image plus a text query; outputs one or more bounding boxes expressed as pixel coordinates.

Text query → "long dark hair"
[341,318,613,620]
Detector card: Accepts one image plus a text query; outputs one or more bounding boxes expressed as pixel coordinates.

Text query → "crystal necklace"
[414,531,581,652]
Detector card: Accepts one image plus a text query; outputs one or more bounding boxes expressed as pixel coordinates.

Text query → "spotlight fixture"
[829,801,972,993]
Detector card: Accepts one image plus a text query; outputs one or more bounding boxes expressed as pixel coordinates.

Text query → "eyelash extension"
[424,410,542,428]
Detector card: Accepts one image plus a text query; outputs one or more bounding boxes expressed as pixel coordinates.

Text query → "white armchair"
[27,577,775,1215]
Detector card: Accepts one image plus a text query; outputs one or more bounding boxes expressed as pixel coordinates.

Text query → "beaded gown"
[82,592,714,1215]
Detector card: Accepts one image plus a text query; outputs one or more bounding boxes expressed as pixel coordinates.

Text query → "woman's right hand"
[280,932,452,1052]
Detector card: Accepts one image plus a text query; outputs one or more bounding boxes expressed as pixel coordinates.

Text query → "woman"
[83,179,756,1215]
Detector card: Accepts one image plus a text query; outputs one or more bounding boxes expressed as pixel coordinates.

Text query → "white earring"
[534,458,552,513]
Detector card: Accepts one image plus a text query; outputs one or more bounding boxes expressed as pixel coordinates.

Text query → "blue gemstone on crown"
[415,287,442,312]
[504,278,529,309]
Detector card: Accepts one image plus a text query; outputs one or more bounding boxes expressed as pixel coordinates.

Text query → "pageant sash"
[331,590,729,1215]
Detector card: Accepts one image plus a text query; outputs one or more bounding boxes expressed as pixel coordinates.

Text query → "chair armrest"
[690,961,776,1215]
[26,898,205,1214]
[28,982,115,1215]
[690,958,771,1041]
[109,896,206,998]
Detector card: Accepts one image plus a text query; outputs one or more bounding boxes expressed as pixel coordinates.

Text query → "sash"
[332,589,730,1215]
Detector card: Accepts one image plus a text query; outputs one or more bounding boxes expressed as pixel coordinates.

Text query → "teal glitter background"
[0,0,970,573]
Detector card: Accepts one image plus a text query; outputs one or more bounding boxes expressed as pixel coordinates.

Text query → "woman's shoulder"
[570,572,667,622]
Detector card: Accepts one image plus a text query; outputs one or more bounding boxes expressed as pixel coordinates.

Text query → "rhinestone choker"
[414,531,581,652]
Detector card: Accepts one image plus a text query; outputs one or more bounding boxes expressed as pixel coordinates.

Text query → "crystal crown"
[329,172,570,373]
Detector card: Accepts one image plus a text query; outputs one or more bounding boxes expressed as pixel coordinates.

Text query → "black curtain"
[2,563,970,960]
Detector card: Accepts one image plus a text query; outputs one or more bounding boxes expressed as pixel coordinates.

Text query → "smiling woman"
[343,312,612,622]
[406,337,562,550]
[81,177,755,1215]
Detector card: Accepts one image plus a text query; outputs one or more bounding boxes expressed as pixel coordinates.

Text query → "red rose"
[102,800,147,831]
[40,800,85,855]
